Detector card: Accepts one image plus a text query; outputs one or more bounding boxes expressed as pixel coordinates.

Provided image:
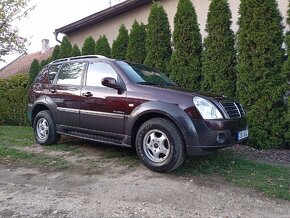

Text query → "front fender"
[126,101,200,148]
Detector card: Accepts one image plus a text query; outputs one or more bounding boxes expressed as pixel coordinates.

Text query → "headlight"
[193,97,223,119]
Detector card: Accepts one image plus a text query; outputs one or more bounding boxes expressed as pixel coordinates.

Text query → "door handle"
[51,87,57,93]
[82,92,93,97]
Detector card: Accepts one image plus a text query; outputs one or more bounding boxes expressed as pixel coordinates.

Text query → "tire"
[33,110,60,145]
[136,118,186,173]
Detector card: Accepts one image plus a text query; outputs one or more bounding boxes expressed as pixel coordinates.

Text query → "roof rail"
[50,55,108,64]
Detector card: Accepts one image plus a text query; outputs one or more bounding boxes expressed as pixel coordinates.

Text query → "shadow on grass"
[174,150,290,201]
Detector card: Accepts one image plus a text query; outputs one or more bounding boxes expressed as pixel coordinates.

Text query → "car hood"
[147,85,228,101]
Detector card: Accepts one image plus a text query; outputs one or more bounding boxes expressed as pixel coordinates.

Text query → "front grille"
[220,102,245,119]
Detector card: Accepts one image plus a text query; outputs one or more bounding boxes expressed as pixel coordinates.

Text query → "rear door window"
[48,64,62,83]
[56,62,86,85]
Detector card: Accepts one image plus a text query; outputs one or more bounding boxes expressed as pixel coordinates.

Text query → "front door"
[80,61,126,135]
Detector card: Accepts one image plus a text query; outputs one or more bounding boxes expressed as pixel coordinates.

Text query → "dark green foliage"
[237,0,286,149]
[283,1,290,147]
[95,35,111,57]
[169,0,202,90]
[71,44,82,57]
[40,58,51,68]
[52,45,60,60]
[82,36,95,55]
[27,59,40,87]
[126,20,147,63]
[201,0,236,98]
[59,36,72,59]
[111,24,129,59]
[144,3,172,74]
[0,74,29,125]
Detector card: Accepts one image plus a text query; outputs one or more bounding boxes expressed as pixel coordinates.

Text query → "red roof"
[0,48,54,79]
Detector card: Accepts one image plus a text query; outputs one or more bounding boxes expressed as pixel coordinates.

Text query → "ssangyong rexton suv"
[28,55,248,172]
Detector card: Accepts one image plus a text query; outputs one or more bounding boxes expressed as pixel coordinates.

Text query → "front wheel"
[136,118,186,173]
[33,110,60,145]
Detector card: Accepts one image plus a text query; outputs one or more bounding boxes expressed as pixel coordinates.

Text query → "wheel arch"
[31,96,57,125]
[126,101,196,149]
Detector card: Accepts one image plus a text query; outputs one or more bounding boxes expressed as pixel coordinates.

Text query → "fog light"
[217,133,226,144]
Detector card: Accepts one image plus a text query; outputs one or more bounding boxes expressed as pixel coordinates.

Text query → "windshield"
[117,61,177,86]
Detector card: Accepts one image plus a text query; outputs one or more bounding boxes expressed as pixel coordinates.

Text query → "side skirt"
[56,124,132,148]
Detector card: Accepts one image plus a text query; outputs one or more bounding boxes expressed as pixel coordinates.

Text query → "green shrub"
[237,0,286,149]
[283,1,290,147]
[27,59,40,87]
[126,20,147,63]
[144,3,172,75]
[201,0,236,98]
[169,0,202,90]
[52,45,60,60]
[59,36,72,59]
[82,36,95,55]
[95,35,111,57]
[0,74,29,125]
[71,44,82,57]
[111,24,129,59]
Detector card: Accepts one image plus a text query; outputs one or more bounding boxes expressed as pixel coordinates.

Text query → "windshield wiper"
[137,82,159,85]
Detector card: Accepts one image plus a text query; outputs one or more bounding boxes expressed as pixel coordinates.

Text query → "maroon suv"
[28,55,248,172]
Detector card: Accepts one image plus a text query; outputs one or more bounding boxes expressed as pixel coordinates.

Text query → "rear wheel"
[136,118,186,172]
[33,110,60,145]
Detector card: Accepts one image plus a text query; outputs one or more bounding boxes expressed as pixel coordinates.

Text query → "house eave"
[55,0,152,35]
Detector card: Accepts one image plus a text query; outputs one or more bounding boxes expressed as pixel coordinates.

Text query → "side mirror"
[101,77,121,90]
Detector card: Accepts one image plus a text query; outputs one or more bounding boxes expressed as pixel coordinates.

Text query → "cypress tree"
[40,58,51,68]
[59,36,72,59]
[95,35,111,57]
[82,36,95,55]
[201,0,236,98]
[126,20,147,63]
[111,24,129,59]
[283,1,290,146]
[27,59,40,87]
[71,44,82,57]
[237,0,285,149]
[52,45,60,60]
[169,0,202,90]
[144,3,172,74]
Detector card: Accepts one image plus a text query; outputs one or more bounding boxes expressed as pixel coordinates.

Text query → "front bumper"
[185,117,247,156]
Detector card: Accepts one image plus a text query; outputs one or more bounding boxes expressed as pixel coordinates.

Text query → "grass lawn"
[0,125,289,201]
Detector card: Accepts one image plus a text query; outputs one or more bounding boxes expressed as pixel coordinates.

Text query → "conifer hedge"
[27,59,40,87]
[0,74,29,125]
[59,36,72,59]
[126,20,147,63]
[71,44,82,57]
[111,24,129,59]
[95,35,111,57]
[169,0,202,90]
[237,0,286,149]
[144,3,172,75]
[283,2,290,146]
[52,45,60,60]
[201,0,236,98]
[82,36,95,55]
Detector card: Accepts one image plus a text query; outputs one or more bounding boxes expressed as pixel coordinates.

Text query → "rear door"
[80,61,126,135]
[50,61,86,127]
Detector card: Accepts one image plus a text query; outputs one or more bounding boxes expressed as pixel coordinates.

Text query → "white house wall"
[67,0,288,47]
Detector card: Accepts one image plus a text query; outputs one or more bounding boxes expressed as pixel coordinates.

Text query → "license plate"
[237,129,248,141]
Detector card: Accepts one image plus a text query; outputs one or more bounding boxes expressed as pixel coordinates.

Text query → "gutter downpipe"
[54,31,62,43]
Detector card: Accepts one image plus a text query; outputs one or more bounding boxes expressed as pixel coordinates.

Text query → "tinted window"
[117,61,177,86]
[86,62,118,87]
[56,62,86,85]
[48,64,62,83]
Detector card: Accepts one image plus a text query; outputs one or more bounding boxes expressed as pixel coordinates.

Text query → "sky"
[0,0,124,68]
